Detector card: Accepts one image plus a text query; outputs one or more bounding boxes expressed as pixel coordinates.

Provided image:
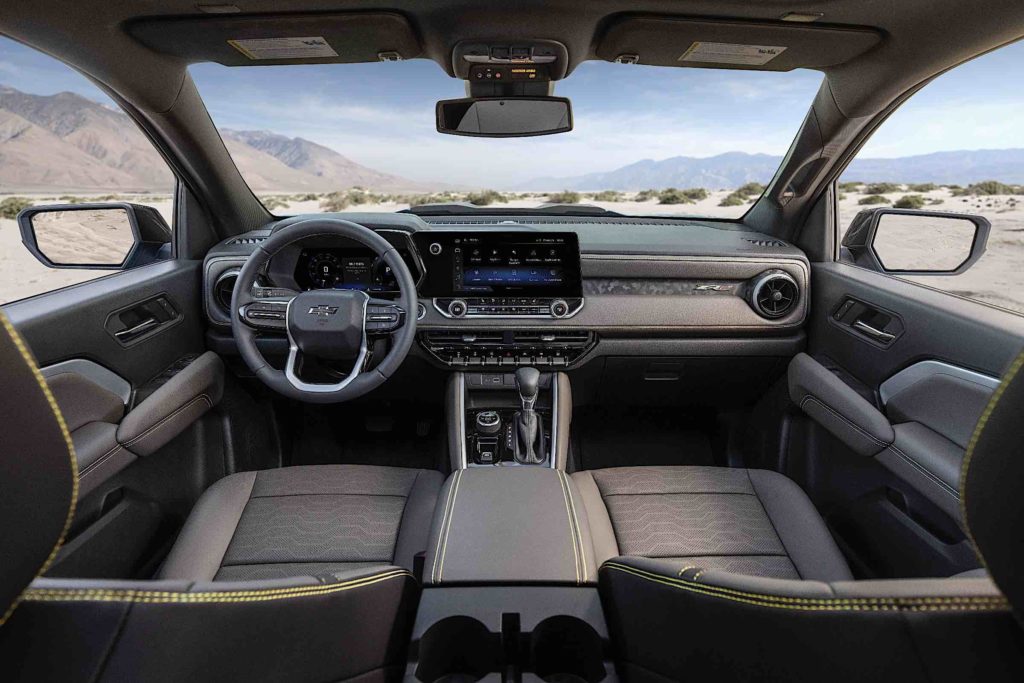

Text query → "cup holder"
[415,614,606,683]
[530,616,606,683]
[415,616,500,683]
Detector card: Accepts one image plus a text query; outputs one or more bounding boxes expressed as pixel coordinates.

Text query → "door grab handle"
[115,318,160,340]
[853,320,895,343]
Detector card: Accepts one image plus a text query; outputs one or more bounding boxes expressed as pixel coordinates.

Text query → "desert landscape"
[2,184,1024,313]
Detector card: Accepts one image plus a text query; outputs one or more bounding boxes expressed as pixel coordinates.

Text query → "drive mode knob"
[550,299,570,318]
[475,410,501,435]
[448,299,468,317]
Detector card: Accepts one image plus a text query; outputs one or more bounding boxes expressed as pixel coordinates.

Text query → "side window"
[0,37,175,305]
[836,40,1024,315]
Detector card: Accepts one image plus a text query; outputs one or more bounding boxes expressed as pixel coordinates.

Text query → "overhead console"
[413,231,584,320]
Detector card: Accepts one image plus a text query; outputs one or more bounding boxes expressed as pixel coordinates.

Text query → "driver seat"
[0,311,436,682]
[159,464,442,582]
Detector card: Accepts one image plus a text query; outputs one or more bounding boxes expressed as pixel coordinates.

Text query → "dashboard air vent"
[230,236,266,245]
[744,238,787,247]
[213,270,239,314]
[749,271,799,319]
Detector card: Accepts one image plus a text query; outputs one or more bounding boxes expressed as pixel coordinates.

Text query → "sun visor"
[128,12,422,66]
[596,16,881,71]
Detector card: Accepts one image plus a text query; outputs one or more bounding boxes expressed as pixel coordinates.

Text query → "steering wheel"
[230,218,418,403]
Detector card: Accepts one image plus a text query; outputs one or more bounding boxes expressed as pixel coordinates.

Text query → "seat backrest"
[599,349,1024,682]
[0,312,419,682]
[962,350,1024,624]
[0,312,77,626]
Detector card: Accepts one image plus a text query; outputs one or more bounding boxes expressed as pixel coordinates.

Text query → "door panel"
[4,259,204,386]
[795,261,1024,577]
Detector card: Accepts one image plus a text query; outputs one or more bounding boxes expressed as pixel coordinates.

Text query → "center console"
[448,369,571,469]
[409,467,614,682]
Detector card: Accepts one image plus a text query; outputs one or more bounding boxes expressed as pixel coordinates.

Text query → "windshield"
[190,60,822,218]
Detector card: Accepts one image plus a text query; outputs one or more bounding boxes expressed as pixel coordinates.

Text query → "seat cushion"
[573,466,852,581]
[159,464,443,581]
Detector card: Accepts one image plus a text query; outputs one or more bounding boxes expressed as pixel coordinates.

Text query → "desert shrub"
[320,192,351,211]
[657,188,693,204]
[58,195,88,204]
[718,193,746,207]
[893,194,927,209]
[837,193,847,201]
[260,196,288,211]
[906,183,938,192]
[733,182,765,198]
[865,183,902,194]
[953,180,1022,196]
[465,189,506,206]
[634,189,658,202]
[591,190,624,202]
[547,190,581,204]
[858,194,889,205]
[838,181,863,192]
[0,196,32,219]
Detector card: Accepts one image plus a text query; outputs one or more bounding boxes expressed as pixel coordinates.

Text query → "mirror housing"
[841,207,990,276]
[18,203,172,271]
[436,96,572,137]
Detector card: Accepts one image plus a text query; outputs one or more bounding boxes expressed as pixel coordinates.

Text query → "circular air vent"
[213,270,239,315]
[750,271,799,319]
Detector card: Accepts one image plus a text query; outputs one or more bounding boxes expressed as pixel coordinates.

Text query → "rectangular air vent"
[230,236,266,245]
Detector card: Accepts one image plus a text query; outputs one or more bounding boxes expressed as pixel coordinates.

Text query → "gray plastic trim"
[39,359,132,405]
[879,360,1000,405]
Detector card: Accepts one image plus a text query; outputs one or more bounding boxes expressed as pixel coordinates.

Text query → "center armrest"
[425,467,597,585]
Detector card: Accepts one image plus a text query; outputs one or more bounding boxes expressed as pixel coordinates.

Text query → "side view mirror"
[841,207,990,276]
[436,96,572,137]
[17,203,171,270]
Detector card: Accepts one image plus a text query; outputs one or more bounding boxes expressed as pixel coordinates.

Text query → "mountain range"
[3,84,1024,194]
[519,149,1024,191]
[0,85,427,193]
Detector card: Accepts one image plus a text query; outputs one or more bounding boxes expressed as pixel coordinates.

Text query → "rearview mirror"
[841,207,990,275]
[436,97,572,137]
[18,203,172,270]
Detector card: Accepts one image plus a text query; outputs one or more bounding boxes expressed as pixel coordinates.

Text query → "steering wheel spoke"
[365,299,406,335]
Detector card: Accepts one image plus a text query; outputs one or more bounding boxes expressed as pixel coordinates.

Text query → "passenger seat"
[573,465,852,581]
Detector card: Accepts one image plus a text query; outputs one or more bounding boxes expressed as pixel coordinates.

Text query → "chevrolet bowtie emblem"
[308,305,339,316]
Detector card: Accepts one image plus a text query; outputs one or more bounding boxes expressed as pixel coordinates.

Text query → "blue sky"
[2,36,1023,185]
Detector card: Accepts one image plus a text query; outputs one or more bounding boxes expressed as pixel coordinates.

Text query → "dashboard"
[203,216,811,374]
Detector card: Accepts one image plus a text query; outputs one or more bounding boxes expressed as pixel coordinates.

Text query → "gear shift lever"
[515,367,540,411]
[514,367,543,464]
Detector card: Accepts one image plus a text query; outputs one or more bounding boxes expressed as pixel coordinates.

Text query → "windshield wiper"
[401,202,624,217]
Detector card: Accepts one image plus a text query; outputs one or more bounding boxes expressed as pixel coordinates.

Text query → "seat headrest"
[0,312,77,625]
[962,350,1024,623]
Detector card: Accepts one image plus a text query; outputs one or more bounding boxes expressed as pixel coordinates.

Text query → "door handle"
[853,320,896,343]
[114,317,160,341]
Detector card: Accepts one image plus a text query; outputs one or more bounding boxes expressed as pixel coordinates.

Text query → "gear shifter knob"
[515,367,541,410]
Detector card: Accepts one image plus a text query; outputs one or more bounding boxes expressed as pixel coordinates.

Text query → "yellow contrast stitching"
[0,312,79,626]
[959,349,1024,552]
[23,569,411,605]
[602,563,1009,612]
[436,469,464,583]
[556,471,582,584]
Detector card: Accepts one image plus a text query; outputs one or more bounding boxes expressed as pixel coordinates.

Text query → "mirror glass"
[31,208,136,266]
[437,98,572,137]
[872,213,977,272]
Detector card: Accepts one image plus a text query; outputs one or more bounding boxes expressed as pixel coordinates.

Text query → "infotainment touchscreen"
[414,232,582,297]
